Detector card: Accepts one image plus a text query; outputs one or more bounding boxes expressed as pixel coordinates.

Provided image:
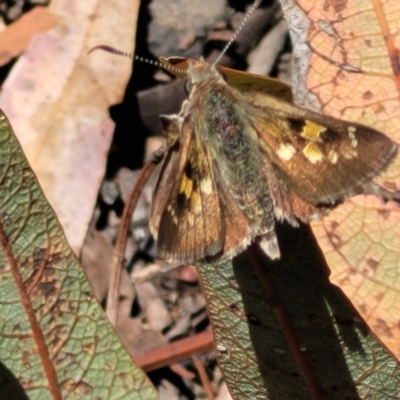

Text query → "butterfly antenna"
[88,45,188,76]
[213,0,261,67]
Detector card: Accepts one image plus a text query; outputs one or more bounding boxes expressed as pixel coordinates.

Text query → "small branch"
[106,148,165,325]
[134,330,214,372]
[193,356,215,400]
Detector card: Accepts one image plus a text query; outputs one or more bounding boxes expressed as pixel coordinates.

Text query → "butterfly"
[149,57,397,263]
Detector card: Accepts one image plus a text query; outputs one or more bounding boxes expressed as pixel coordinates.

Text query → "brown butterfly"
[149,57,397,263]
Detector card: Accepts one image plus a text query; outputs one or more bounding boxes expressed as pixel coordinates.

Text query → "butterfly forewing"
[150,116,181,237]
[246,93,398,206]
[151,118,223,262]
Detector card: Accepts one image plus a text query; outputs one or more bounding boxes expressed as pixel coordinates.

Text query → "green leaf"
[0,109,157,399]
[198,223,400,399]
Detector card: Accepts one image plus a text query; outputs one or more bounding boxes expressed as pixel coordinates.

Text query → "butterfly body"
[150,59,397,263]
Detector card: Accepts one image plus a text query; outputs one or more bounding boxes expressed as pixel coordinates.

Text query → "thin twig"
[106,148,165,325]
[134,330,214,372]
[193,356,215,400]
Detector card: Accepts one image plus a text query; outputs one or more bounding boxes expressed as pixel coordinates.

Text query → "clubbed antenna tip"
[88,45,133,58]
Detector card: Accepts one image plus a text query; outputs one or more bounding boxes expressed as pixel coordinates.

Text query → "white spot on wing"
[328,150,338,164]
[348,127,358,147]
[277,143,296,161]
[167,205,178,224]
[201,177,213,194]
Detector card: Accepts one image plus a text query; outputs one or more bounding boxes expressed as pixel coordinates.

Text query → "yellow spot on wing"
[180,174,193,199]
[303,142,323,164]
[301,121,326,142]
[191,192,202,214]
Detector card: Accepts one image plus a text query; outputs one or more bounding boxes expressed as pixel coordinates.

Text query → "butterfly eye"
[184,80,193,95]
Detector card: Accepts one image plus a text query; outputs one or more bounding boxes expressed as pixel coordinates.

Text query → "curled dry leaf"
[0,7,57,67]
[0,0,139,254]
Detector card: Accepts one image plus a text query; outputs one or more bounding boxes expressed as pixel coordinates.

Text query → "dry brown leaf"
[0,0,139,254]
[0,7,57,66]
[282,0,400,356]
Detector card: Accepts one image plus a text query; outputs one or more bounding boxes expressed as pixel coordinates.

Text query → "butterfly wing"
[149,115,181,236]
[245,93,397,209]
[150,117,223,263]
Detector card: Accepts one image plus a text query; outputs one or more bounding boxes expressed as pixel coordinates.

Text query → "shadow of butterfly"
[149,57,397,263]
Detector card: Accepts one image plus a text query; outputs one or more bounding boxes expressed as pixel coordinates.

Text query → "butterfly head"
[186,58,225,88]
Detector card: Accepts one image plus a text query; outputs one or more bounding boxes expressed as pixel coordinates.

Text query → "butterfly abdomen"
[197,85,275,234]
